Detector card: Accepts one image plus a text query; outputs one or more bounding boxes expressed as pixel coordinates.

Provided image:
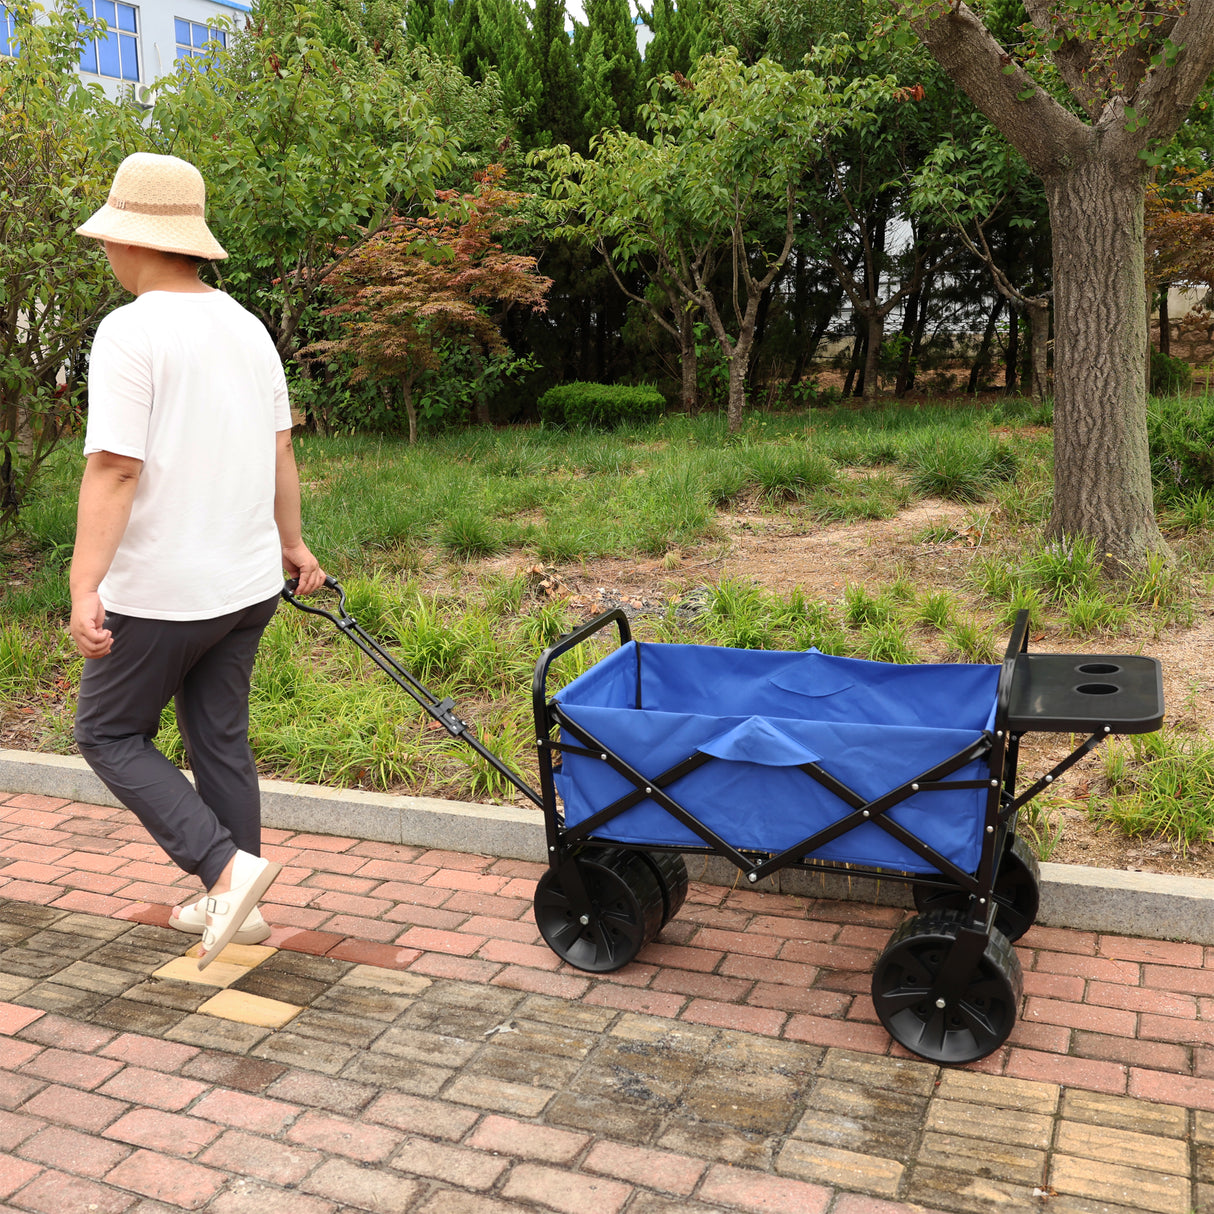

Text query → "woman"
[69,152,325,968]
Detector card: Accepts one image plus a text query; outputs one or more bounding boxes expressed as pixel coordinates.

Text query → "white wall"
[73,0,251,99]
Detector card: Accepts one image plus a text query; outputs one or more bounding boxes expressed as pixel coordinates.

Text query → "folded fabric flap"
[768,652,856,698]
[697,716,823,767]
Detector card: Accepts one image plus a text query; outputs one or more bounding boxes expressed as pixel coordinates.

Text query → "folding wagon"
[286,579,1164,1065]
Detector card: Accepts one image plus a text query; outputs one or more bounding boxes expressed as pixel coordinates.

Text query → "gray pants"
[74,594,279,891]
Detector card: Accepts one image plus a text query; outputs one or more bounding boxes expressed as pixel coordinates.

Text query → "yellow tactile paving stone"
[152,956,250,989]
[152,943,278,989]
[197,988,303,1029]
[184,942,277,968]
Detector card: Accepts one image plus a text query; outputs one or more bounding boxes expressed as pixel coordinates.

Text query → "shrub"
[537,382,665,430]
[901,429,1019,502]
[1148,395,1214,497]
[1149,348,1193,396]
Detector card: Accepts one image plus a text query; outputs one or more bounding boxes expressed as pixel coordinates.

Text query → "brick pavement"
[0,790,1210,1211]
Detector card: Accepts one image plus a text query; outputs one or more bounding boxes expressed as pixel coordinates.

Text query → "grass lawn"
[3,397,1213,862]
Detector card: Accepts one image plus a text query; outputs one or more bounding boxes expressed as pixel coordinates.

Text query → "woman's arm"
[69,450,143,658]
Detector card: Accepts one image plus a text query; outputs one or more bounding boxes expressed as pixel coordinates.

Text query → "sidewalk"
[0,790,1209,1213]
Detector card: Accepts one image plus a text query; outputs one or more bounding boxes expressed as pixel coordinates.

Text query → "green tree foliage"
[0,1,141,531]
[539,47,895,431]
[641,0,714,83]
[149,4,453,365]
[527,0,585,150]
[910,124,1052,399]
[576,0,644,133]
[448,0,539,128]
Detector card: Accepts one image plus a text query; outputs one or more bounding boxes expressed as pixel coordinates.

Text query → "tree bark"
[861,309,884,401]
[400,374,419,445]
[1025,297,1050,403]
[895,281,922,397]
[1045,160,1163,564]
[679,309,697,412]
[967,294,1004,394]
[1005,304,1020,393]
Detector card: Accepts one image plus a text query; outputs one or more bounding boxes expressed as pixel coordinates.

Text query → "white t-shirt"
[83,290,292,621]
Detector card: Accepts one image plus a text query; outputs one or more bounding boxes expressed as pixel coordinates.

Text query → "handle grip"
[282,574,346,622]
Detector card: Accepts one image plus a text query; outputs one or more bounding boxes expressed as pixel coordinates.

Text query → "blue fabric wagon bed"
[553,641,999,876]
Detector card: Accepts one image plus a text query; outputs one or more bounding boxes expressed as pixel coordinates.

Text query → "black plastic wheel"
[871,909,1023,1064]
[533,847,665,973]
[912,833,1041,943]
[634,851,689,927]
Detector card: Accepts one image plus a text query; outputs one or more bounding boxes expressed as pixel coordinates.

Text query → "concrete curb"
[4,747,1212,945]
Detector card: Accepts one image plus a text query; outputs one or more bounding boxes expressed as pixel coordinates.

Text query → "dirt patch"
[487,498,1214,882]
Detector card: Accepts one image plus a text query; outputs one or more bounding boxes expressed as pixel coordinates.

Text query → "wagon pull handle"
[280,576,545,809]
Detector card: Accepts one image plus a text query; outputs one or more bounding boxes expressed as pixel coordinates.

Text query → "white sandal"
[197,851,282,970]
[169,897,271,945]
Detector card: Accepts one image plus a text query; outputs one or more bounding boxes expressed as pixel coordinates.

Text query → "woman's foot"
[169,897,271,945]
[197,851,282,970]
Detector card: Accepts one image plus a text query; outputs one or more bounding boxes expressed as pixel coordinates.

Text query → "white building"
[1,0,251,99]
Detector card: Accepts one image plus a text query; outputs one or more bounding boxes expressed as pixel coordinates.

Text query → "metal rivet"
[935,998,947,1009]
[910,783,919,792]
[979,898,986,905]
[645,787,653,795]
[1103,725,1111,734]
[996,730,1003,739]
[862,810,870,818]
[991,779,999,787]
[986,825,995,834]
[1045,774,1053,783]
[579,915,590,925]
[537,738,544,746]
[600,753,608,761]
[747,872,758,883]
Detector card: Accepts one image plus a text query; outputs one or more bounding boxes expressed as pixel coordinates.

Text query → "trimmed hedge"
[538,381,665,429]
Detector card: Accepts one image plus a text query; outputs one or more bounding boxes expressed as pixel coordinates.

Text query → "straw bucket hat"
[76,152,228,260]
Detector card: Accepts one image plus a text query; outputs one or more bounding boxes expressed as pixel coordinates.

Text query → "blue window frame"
[78,0,140,82]
[175,17,226,68]
[0,4,17,58]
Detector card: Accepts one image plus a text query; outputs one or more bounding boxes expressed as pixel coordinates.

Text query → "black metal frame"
[285,581,1157,942]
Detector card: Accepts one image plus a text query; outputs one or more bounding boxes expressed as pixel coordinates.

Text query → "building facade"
[2,0,252,99]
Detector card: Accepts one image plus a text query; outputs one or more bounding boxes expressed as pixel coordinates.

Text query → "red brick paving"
[0,789,1212,1112]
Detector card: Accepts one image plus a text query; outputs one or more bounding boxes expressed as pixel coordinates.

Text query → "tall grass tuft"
[902,429,1018,502]
[1026,534,1103,601]
[1097,729,1214,851]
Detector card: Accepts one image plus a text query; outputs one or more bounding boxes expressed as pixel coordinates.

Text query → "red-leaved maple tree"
[1146,167,1214,355]
[304,166,551,443]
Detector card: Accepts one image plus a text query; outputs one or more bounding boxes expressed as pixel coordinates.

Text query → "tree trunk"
[1005,305,1020,394]
[679,309,697,412]
[400,375,419,445]
[861,310,884,401]
[967,295,1004,394]
[843,329,865,398]
[747,284,772,393]
[1044,161,1164,566]
[1025,297,1049,402]
[894,282,921,397]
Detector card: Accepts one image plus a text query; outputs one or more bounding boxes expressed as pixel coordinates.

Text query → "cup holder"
[1076,662,1121,675]
[1076,683,1119,696]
